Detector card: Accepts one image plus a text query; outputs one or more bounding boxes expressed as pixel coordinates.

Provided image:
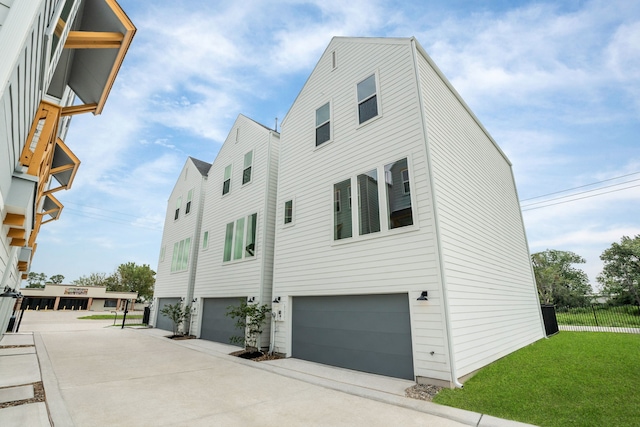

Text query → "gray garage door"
[156,297,181,332]
[292,294,414,380]
[201,297,245,344]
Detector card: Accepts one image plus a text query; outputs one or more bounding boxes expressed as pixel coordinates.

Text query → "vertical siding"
[192,115,278,338]
[417,51,544,378]
[272,38,450,381]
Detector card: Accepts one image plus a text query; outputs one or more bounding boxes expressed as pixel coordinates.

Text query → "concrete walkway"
[0,310,537,427]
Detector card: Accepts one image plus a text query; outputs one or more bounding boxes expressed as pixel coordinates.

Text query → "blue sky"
[29,0,640,290]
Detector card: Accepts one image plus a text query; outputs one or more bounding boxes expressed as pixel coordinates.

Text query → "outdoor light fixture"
[417,291,428,301]
[180,297,185,302]
[273,296,281,303]
[0,287,21,298]
[192,298,197,303]
[248,297,255,303]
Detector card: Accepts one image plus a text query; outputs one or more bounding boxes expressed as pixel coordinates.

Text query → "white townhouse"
[0,0,135,336]
[151,157,211,332]
[187,115,279,347]
[270,37,545,386]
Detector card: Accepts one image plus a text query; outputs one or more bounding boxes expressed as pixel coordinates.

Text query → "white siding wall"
[417,50,544,378]
[193,116,278,341]
[0,0,57,291]
[272,38,451,381]
[151,159,208,326]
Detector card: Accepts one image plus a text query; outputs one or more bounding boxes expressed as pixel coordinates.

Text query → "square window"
[223,164,232,195]
[385,158,414,229]
[284,200,293,224]
[316,103,331,146]
[357,74,378,124]
[243,151,253,185]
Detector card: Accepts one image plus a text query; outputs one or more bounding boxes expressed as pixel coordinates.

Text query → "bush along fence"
[555,304,640,333]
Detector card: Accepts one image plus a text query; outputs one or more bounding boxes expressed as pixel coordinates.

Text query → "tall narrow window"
[181,238,191,270]
[243,151,253,184]
[316,102,331,146]
[234,217,245,260]
[245,213,257,257]
[385,158,414,229]
[222,165,232,195]
[175,197,181,220]
[284,200,293,224]
[357,74,378,124]
[185,189,193,214]
[334,179,352,240]
[171,242,179,271]
[358,169,381,235]
[160,246,166,262]
[202,231,209,249]
[223,222,234,261]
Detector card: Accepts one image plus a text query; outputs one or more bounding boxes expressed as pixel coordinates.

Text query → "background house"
[151,157,210,332]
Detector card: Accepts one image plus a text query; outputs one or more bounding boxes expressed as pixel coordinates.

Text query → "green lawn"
[78,314,143,320]
[433,333,640,427]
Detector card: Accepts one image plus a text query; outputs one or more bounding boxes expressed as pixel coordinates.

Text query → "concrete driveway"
[1,310,535,427]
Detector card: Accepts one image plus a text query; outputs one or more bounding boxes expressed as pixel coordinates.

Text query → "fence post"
[121,300,129,329]
[591,304,599,327]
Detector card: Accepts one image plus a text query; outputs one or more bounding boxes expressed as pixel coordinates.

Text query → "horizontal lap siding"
[418,54,543,378]
[154,160,207,298]
[194,117,277,303]
[273,39,450,381]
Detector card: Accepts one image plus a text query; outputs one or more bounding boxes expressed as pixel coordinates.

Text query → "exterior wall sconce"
[180,297,185,302]
[247,297,255,303]
[192,298,197,303]
[417,291,428,301]
[273,296,281,303]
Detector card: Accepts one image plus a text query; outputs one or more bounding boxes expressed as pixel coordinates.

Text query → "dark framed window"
[284,200,293,224]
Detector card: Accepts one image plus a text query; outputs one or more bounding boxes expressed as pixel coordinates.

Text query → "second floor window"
[223,213,258,262]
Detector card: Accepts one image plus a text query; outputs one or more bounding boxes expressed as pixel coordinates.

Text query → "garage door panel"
[201,297,244,344]
[156,298,181,332]
[292,294,414,380]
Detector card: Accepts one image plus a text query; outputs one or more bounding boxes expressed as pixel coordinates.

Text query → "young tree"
[531,250,592,307]
[48,274,65,284]
[598,235,640,307]
[73,272,113,287]
[113,262,155,302]
[26,272,47,288]
[160,303,192,336]
[226,300,270,352]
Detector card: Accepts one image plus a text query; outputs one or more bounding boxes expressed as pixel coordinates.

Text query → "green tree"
[26,272,47,288]
[73,272,113,287]
[160,303,192,336]
[598,235,640,307]
[111,262,155,302]
[531,250,592,307]
[226,300,270,351]
[48,274,65,284]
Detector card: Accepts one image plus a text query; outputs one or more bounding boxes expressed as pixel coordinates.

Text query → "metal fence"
[555,304,640,333]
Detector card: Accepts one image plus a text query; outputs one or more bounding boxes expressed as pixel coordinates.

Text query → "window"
[202,231,209,250]
[284,200,293,224]
[358,169,381,235]
[185,189,193,214]
[223,213,258,262]
[170,237,191,272]
[334,179,352,240]
[222,164,232,195]
[385,158,414,229]
[174,197,181,220]
[316,102,331,146]
[357,74,378,124]
[223,223,234,261]
[160,246,165,262]
[243,151,253,185]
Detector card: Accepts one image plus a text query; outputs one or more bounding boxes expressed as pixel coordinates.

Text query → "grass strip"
[433,332,640,427]
[78,314,143,320]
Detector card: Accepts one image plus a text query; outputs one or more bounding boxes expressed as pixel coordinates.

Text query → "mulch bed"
[405,384,444,401]
[0,345,34,349]
[0,382,45,409]
[166,335,196,340]
[230,349,283,362]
